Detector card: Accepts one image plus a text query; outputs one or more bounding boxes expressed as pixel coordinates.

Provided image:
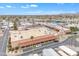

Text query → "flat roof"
[42,48,59,56]
[10,26,57,42]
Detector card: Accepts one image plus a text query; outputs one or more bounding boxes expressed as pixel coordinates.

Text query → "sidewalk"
[59,34,72,42]
[6,48,23,56]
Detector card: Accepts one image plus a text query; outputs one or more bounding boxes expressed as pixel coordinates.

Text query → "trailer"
[58,46,78,56]
[33,54,39,56]
[42,48,60,56]
[57,50,69,56]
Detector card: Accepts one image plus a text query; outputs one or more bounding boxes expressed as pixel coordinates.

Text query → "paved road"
[0,21,9,56]
[19,36,71,56]
[0,28,9,56]
[19,35,79,56]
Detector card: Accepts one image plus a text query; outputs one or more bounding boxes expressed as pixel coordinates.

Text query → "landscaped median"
[6,38,23,56]
[6,47,23,56]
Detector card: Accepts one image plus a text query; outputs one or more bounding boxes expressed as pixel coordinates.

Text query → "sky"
[0,3,79,15]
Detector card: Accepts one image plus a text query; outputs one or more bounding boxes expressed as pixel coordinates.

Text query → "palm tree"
[9,37,11,44]
[30,36,34,39]
[13,21,18,30]
[15,46,19,50]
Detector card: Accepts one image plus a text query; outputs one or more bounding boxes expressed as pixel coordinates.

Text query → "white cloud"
[21,4,38,9]
[0,6,4,8]
[30,4,38,7]
[21,4,30,8]
[21,5,29,8]
[6,5,12,8]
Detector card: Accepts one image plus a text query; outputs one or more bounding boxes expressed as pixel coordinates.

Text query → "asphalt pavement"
[20,35,79,56]
[19,36,70,56]
[0,24,9,56]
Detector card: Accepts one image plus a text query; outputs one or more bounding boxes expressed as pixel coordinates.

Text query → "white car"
[36,44,42,47]
[28,54,39,56]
